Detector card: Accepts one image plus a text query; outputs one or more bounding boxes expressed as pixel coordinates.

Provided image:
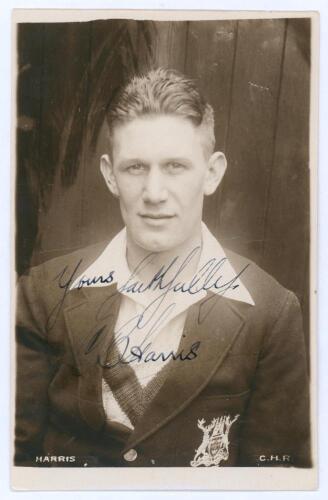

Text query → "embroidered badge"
[190,415,239,467]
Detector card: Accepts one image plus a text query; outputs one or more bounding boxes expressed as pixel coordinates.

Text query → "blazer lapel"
[63,283,250,440]
[123,292,249,452]
[63,283,121,430]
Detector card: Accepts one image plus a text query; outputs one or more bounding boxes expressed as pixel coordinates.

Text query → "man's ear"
[204,151,227,196]
[100,154,119,197]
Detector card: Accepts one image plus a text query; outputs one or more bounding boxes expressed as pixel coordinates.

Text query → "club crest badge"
[190,414,239,467]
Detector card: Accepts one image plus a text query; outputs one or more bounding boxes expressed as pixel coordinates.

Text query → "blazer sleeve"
[238,291,312,467]
[15,269,53,466]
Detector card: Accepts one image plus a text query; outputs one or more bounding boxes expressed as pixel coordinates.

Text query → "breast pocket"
[173,390,251,467]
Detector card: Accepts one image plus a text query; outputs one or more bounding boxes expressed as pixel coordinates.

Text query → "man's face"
[101,114,225,254]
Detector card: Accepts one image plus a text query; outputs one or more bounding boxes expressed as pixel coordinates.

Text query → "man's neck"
[125,228,203,291]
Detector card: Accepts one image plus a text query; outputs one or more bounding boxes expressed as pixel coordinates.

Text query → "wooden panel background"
[16,19,311,352]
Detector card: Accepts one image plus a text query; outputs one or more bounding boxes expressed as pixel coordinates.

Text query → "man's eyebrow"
[160,157,193,166]
[116,158,148,168]
[116,157,193,168]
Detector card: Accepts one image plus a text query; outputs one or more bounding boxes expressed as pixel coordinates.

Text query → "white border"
[1,1,327,499]
[11,9,320,21]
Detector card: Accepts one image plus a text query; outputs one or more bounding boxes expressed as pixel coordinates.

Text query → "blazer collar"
[70,222,255,307]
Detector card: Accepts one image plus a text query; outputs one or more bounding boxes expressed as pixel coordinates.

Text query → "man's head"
[100,68,227,254]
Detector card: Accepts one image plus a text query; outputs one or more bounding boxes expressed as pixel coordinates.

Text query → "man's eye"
[166,162,185,172]
[127,164,146,174]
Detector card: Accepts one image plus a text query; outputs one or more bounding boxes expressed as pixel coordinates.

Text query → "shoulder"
[16,241,111,328]
[224,247,301,324]
[19,240,109,283]
[17,240,109,311]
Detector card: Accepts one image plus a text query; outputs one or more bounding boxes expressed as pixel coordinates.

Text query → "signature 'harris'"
[16,68,311,468]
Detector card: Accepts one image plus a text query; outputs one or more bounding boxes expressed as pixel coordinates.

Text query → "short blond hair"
[106,68,215,158]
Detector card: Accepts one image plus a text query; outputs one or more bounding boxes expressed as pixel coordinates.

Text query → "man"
[15,68,311,467]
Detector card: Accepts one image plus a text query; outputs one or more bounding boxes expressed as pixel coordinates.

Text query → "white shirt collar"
[70,222,255,307]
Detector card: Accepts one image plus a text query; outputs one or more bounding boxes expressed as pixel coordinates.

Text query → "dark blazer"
[15,241,311,467]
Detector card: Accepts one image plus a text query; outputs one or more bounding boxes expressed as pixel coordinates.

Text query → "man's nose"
[142,167,168,204]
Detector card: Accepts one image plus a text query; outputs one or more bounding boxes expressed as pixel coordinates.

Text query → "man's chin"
[134,233,178,254]
[138,240,175,254]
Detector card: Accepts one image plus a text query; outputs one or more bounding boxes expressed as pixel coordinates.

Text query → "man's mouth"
[139,213,175,220]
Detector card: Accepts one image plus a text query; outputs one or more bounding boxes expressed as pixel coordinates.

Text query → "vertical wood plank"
[185,20,237,150]
[151,21,188,70]
[136,20,156,73]
[261,19,310,347]
[16,23,45,273]
[33,22,92,263]
[218,19,286,261]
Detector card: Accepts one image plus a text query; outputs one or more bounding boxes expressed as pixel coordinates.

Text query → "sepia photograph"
[12,9,318,490]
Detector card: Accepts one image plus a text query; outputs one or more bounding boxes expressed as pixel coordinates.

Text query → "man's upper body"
[15,68,311,468]
[15,222,311,467]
